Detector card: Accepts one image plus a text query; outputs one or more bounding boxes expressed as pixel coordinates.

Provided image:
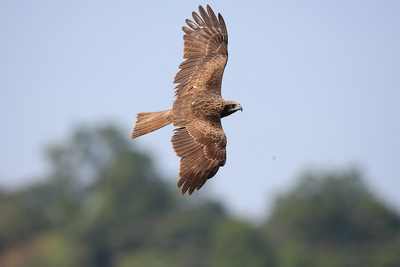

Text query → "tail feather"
[131,109,173,139]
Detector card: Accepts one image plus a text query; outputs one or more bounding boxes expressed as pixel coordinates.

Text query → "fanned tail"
[130,109,173,139]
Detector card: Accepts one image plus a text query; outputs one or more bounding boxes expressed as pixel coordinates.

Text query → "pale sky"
[1,0,400,219]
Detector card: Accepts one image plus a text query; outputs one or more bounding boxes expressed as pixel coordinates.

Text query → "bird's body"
[131,5,242,195]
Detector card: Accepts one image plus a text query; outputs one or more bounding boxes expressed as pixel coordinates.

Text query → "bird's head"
[221,100,243,118]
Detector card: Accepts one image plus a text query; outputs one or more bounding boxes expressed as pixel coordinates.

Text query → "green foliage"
[206,219,275,267]
[0,124,399,267]
[263,169,400,267]
[114,249,178,267]
[151,203,225,266]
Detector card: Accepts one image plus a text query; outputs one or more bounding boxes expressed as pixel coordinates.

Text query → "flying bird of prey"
[131,5,242,195]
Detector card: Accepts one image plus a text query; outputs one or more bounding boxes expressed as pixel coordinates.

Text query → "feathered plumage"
[131,5,242,195]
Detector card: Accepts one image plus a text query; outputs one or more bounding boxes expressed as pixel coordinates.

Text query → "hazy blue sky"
[1,0,399,219]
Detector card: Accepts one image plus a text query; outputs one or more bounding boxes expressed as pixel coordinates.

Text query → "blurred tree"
[113,248,178,267]
[206,219,275,267]
[263,169,400,267]
[71,147,176,266]
[0,124,230,267]
[42,124,176,266]
[0,189,46,248]
[0,124,174,267]
[1,124,400,267]
[151,202,226,267]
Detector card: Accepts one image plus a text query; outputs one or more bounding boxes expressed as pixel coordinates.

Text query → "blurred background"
[1,1,400,266]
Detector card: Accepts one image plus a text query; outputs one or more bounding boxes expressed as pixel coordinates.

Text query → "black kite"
[131,5,242,195]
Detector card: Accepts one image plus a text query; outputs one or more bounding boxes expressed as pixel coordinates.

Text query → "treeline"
[0,125,399,267]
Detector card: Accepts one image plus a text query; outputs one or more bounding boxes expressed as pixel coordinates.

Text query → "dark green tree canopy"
[263,169,400,267]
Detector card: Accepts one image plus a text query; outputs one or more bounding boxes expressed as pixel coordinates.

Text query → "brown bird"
[130,5,242,195]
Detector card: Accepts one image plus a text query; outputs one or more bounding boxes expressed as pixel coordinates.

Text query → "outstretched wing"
[172,120,227,195]
[171,5,229,195]
[173,4,228,102]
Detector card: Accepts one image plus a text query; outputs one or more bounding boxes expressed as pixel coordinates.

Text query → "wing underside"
[171,5,229,195]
